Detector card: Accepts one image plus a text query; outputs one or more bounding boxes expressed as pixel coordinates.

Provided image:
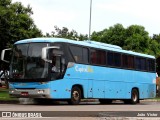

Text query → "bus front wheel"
[68,86,81,105]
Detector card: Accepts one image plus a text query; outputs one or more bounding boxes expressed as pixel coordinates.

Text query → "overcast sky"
[12,0,160,36]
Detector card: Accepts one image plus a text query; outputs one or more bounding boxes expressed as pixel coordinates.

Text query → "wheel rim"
[72,91,80,101]
[132,92,137,102]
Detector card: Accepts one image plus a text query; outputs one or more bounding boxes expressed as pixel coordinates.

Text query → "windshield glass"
[10,43,49,79]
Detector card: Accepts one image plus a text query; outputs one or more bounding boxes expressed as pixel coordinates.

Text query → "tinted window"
[135,57,147,71]
[128,55,134,69]
[147,59,155,72]
[122,55,134,69]
[83,48,89,64]
[141,58,147,71]
[69,45,89,64]
[91,49,106,65]
[114,53,121,67]
[135,57,141,70]
[90,49,97,64]
[107,52,114,66]
[122,54,128,68]
[107,52,121,67]
[97,50,106,65]
[69,46,82,63]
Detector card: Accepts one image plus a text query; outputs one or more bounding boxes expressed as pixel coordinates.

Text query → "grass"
[0,88,17,101]
[152,97,160,101]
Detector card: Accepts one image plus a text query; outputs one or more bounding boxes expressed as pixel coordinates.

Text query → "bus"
[1,38,156,105]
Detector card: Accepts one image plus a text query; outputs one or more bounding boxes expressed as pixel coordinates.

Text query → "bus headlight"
[37,90,44,94]
[10,90,14,93]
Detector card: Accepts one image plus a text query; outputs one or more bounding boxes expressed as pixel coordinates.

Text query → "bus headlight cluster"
[10,90,14,93]
[37,90,44,94]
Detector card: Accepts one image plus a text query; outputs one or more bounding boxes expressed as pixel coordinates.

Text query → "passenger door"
[87,79,93,98]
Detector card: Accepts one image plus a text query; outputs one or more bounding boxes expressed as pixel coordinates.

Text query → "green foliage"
[0,88,17,100]
[92,24,126,47]
[147,40,160,57]
[150,34,160,57]
[123,25,150,53]
[0,0,42,49]
[44,26,88,41]
[152,34,160,43]
[1,0,160,60]
[91,23,160,57]
[0,0,42,69]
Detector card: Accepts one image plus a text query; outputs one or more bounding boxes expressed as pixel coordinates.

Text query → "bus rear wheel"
[68,86,81,105]
[124,89,139,104]
[131,89,139,104]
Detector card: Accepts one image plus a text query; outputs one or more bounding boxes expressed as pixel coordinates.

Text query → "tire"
[124,89,139,104]
[131,89,139,104]
[68,87,81,105]
[99,99,112,104]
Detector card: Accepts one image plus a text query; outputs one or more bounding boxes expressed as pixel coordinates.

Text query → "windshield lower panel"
[10,43,49,80]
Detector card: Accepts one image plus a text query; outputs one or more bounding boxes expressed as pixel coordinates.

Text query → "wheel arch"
[72,84,84,99]
[132,87,139,95]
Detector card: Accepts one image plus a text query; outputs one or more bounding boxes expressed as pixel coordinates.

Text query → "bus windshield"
[10,43,49,79]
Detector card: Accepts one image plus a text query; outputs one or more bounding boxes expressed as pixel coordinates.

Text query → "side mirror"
[1,48,11,63]
[42,46,61,63]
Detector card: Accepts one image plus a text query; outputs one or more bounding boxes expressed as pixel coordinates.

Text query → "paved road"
[1,100,160,111]
[0,100,160,120]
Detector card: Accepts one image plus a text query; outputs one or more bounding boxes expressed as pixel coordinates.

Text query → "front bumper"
[9,88,51,98]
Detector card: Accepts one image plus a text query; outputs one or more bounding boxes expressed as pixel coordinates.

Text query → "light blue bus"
[1,38,156,104]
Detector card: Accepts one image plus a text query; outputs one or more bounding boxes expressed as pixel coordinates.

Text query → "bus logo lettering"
[75,66,93,73]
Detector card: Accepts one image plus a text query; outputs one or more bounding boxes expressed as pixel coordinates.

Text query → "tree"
[147,39,160,57]
[0,0,42,85]
[91,24,160,56]
[44,26,88,41]
[91,24,126,47]
[0,0,42,50]
[123,25,150,53]
[150,34,160,57]
[152,34,160,43]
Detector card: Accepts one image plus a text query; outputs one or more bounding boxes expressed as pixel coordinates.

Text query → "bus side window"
[141,58,147,71]
[107,52,114,66]
[135,57,141,70]
[128,55,134,69]
[82,48,89,64]
[148,59,155,72]
[122,54,128,68]
[69,45,83,63]
[114,52,121,67]
[91,49,97,64]
[97,50,106,65]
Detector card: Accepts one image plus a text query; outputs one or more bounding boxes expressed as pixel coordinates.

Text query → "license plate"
[21,92,29,96]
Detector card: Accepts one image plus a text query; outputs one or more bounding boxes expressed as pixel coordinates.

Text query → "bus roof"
[15,37,155,59]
